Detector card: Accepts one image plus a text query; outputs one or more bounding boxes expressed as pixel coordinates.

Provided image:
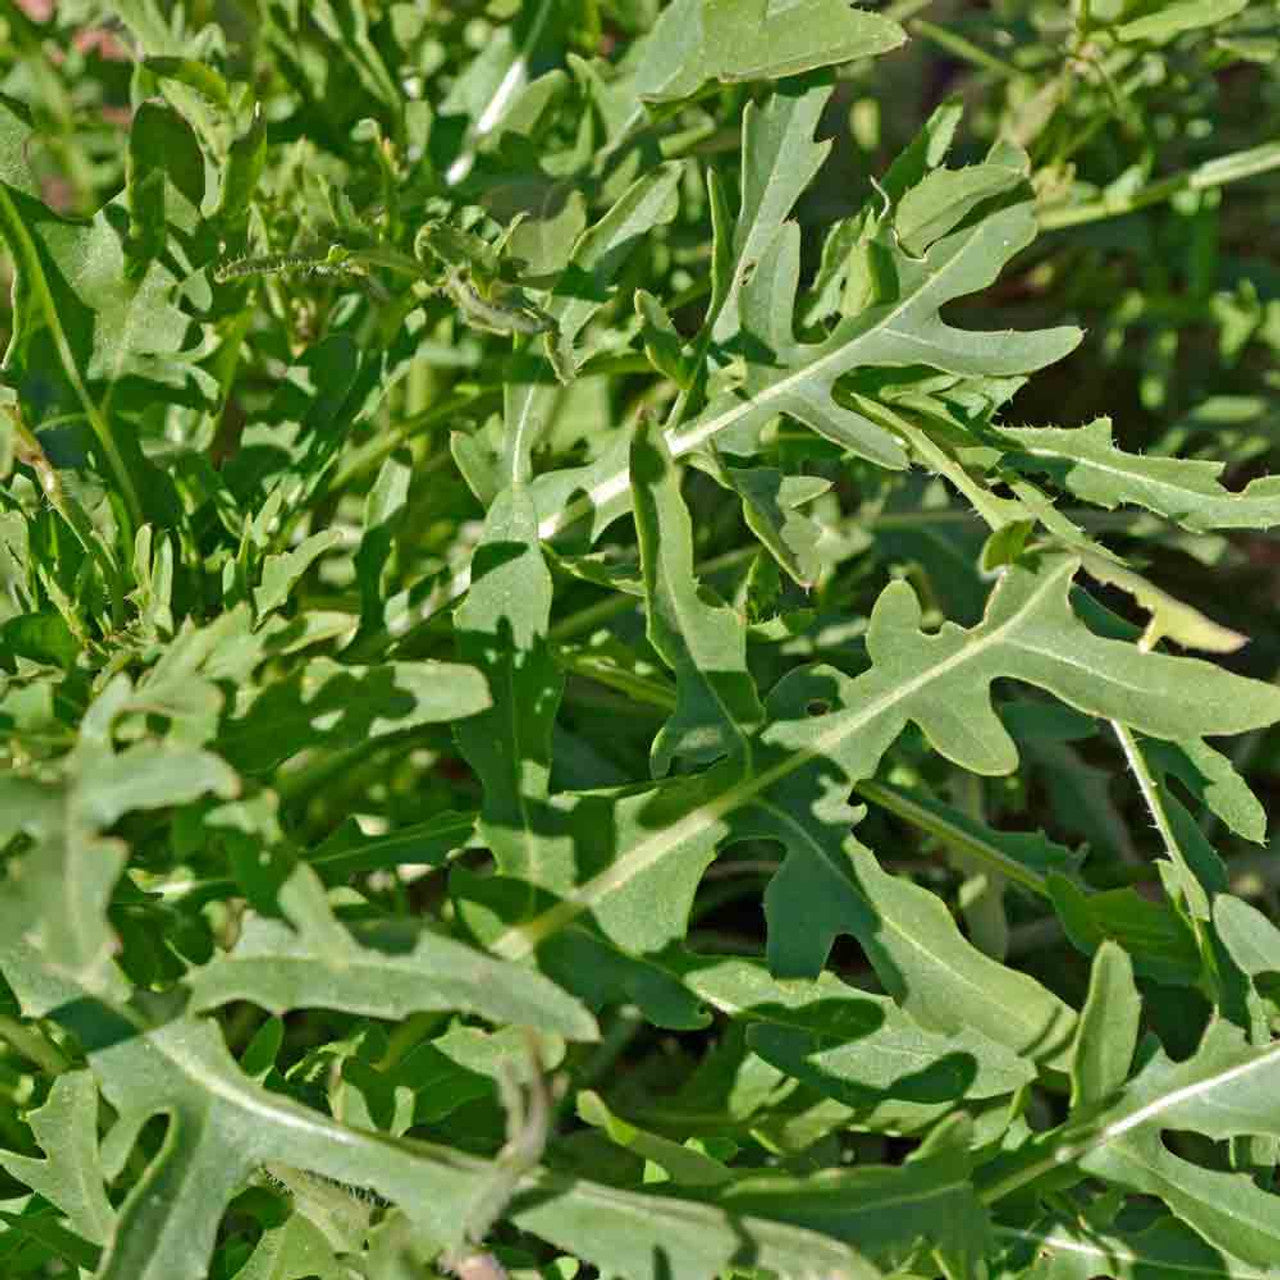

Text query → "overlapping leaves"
[2,3,1280,1279]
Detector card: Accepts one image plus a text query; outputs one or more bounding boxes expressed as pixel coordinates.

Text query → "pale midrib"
[1091,1038,1280,1149]
[731,1176,969,1217]
[196,952,484,978]
[992,1225,1261,1277]
[159,1033,861,1270]
[491,565,1070,958]
[439,212,990,616]
[1016,442,1280,523]
[507,399,541,485]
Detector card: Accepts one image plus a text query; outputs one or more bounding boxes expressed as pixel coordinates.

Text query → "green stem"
[0,188,142,539]
[7,406,126,625]
[1111,721,1214,970]
[0,1013,70,1074]
[556,647,675,710]
[331,390,499,491]
[886,0,936,18]
[910,19,1029,80]
[854,779,1049,899]
[850,393,1019,531]
[548,545,756,642]
[1039,140,1280,230]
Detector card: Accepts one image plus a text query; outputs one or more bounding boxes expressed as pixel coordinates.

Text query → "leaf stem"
[1038,141,1280,230]
[0,1013,70,1074]
[0,188,143,540]
[850,393,1020,530]
[1110,721,1214,963]
[548,545,757,642]
[910,19,1030,81]
[854,779,1051,899]
[7,405,126,625]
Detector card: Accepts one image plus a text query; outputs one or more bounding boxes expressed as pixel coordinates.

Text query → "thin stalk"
[0,188,142,538]
[1111,720,1216,976]
[910,18,1030,81]
[0,1014,70,1074]
[7,406,126,625]
[855,779,1049,899]
[556,649,675,710]
[850,393,1016,531]
[332,390,500,491]
[568,1006,646,1103]
[1039,140,1280,230]
[886,0,936,18]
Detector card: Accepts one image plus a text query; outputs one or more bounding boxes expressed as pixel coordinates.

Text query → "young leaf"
[545,164,683,381]
[1069,942,1141,1111]
[708,75,834,345]
[254,528,344,618]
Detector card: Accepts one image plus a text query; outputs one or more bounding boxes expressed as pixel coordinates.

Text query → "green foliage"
[1,2,1279,1277]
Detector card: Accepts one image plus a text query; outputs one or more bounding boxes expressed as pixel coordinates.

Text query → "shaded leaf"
[454,486,567,887]
[221,658,490,772]
[0,921,874,1280]
[545,164,683,380]
[1069,942,1141,1110]
[632,416,765,775]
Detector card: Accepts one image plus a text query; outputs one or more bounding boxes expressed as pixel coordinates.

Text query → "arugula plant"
[1,1,1280,1277]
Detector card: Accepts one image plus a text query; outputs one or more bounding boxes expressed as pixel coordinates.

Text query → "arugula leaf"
[998,418,1280,531]
[455,484,568,887]
[632,415,765,775]
[0,1071,114,1246]
[635,0,905,101]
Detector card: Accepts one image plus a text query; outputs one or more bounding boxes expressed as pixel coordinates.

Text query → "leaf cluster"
[1,1,1280,1278]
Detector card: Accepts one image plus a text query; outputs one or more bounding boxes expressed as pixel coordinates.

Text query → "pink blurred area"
[14,0,131,59]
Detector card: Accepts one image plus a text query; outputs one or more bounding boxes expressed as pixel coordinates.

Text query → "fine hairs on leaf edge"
[212,248,362,283]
